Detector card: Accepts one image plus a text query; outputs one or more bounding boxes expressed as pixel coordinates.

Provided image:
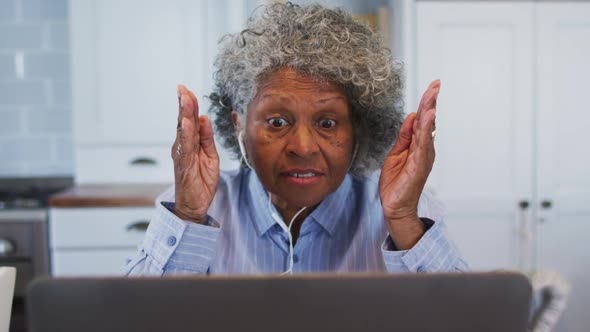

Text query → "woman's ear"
[231,110,241,133]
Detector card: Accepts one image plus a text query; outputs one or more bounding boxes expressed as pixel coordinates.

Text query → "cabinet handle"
[538,200,553,224]
[518,200,530,210]
[129,157,157,166]
[540,200,553,209]
[0,238,16,255]
[126,220,150,232]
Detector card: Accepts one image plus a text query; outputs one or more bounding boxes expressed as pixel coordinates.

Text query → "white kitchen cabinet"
[75,146,174,183]
[49,207,152,276]
[417,1,590,330]
[70,0,244,183]
[52,249,138,276]
[417,1,535,272]
[535,3,590,332]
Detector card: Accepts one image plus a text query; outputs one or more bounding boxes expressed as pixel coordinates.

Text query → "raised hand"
[171,85,220,224]
[378,80,440,249]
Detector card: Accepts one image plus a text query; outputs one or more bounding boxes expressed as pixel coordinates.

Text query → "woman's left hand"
[378,80,440,250]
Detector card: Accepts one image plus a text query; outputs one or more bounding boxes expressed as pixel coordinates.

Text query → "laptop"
[0,267,16,332]
[27,272,531,332]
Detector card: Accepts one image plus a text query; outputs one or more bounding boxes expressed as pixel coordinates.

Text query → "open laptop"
[27,272,531,332]
[0,267,16,332]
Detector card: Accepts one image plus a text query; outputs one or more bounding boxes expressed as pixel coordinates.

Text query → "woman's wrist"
[384,215,426,250]
[173,205,207,224]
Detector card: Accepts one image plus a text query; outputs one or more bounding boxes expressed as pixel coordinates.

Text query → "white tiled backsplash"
[0,0,73,177]
[0,0,387,178]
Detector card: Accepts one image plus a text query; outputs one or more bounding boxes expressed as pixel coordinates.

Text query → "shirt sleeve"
[380,218,469,273]
[125,195,221,276]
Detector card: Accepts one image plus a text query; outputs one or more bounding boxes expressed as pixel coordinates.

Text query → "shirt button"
[417,266,426,273]
[167,236,177,246]
[293,255,299,263]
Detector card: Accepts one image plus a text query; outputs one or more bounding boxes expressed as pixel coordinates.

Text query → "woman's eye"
[268,117,289,128]
[319,119,336,129]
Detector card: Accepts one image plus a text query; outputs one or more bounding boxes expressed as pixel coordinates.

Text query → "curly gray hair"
[209,2,404,176]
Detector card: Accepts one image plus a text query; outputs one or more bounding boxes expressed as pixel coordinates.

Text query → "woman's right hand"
[171,85,220,224]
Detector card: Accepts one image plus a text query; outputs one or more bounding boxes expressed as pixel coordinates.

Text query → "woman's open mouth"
[281,170,324,185]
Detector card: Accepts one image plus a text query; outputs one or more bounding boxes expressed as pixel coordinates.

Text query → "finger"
[412,111,437,152]
[409,111,436,177]
[414,84,440,140]
[415,80,440,129]
[180,86,201,134]
[179,117,196,169]
[199,115,218,159]
[177,85,191,125]
[420,86,439,134]
[186,89,199,119]
[389,113,416,156]
[419,80,440,111]
[417,108,436,145]
[177,85,197,124]
[177,85,199,118]
[187,90,201,145]
[181,94,200,138]
[409,86,439,172]
[173,88,185,160]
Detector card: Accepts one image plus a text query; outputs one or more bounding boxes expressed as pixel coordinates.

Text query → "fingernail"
[180,95,185,108]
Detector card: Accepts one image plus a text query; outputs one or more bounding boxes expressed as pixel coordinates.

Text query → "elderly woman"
[126,3,467,275]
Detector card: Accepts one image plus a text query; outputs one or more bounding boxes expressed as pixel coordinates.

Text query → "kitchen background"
[0,0,385,177]
[0,0,71,176]
[1,0,589,332]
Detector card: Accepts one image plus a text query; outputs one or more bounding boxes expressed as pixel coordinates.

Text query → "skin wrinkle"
[234,68,354,230]
[209,3,404,176]
[170,3,436,251]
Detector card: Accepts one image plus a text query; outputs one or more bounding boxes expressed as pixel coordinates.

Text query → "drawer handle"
[129,157,157,166]
[126,220,150,232]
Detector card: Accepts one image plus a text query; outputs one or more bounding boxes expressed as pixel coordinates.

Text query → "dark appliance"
[0,177,72,332]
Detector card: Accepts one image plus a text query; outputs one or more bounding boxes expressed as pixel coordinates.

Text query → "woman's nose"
[286,124,320,158]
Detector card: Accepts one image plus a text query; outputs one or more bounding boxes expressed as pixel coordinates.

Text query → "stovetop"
[0,176,73,211]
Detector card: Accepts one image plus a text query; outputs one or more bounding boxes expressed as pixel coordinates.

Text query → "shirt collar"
[308,175,352,236]
[246,169,280,237]
[246,168,353,237]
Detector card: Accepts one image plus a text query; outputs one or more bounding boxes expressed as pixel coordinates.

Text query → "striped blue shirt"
[125,168,468,276]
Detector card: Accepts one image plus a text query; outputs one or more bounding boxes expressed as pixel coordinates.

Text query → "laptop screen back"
[27,272,531,332]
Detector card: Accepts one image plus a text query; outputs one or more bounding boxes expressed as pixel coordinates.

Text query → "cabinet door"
[51,249,138,276]
[71,0,246,145]
[49,207,153,276]
[50,207,153,248]
[417,2,535,271]
[536,3,590,331]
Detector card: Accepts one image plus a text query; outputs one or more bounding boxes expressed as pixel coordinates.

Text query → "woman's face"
[239,68,355,209]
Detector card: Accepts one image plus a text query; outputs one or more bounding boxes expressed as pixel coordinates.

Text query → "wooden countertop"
[48,183,171,207]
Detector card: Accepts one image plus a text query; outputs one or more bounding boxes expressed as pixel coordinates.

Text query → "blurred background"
[0,0,588,331]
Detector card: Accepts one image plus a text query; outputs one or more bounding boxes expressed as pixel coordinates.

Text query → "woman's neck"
[271,195,317,244]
